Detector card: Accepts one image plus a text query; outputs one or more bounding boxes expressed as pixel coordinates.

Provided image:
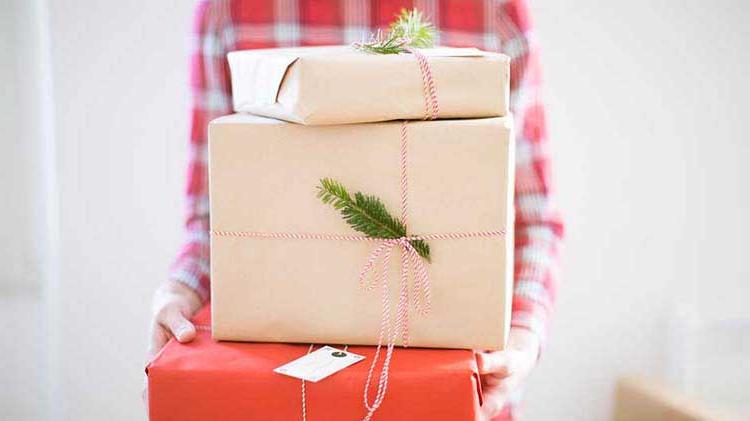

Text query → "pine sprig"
[390,8,435,49]
[317,178,431,261]
[355,8,435,55]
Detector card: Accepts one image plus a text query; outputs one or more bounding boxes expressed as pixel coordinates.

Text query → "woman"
[148,1,563,419]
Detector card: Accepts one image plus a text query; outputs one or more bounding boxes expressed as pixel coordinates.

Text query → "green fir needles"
[356,8,435,55]
[317,178,431,261]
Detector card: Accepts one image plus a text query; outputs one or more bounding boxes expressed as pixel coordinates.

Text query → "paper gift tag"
[274,346,365,383]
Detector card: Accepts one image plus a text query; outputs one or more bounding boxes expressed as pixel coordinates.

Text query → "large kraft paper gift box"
[227,46,509,125]
[147,306,484,421]
[209,113,515,350]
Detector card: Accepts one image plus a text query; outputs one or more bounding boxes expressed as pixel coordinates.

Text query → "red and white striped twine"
[211,53,503,420]
[407,48,440,120]
[211,230,506,242]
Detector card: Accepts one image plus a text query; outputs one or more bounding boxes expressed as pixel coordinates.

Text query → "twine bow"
[359,235,428,420]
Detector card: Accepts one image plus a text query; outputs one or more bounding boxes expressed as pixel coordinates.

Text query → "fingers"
[481,368,524,418]
[146,305,197,363]
[477,342,539,419]
[146,284,203,369]
[141,373,149,410]
[160,306,197,343]
[146,323,171,363]
[481,384,511,419]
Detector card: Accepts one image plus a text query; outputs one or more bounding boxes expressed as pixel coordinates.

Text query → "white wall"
[45,1,190,419]
[0,0,43,290]
[1,1,53,419]
[524,1,750,419]
[2,0,748,420]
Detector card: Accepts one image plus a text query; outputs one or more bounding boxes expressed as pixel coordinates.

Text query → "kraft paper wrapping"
[227,46,509,125]
[209,114,515,350]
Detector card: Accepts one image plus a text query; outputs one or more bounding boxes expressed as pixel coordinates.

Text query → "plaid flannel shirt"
[173,0,562,354]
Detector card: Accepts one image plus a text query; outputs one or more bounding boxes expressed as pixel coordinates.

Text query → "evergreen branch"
[407,237,431,262]
[317,178,431,261]
[389,8,435,49]
[355,8,435,55]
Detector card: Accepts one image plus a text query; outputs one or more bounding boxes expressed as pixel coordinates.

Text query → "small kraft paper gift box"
[208,113,515,351]
[147,306,484,421]
[227,45,509,125]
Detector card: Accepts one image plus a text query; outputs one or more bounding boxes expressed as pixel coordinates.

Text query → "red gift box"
[147,306,483,420]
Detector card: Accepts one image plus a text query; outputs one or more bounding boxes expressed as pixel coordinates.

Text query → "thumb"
[162,307,196,343]
[477,351,511,376]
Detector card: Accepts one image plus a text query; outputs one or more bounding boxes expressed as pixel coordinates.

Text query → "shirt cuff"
[169,258,210,302]
[510,296,550,349]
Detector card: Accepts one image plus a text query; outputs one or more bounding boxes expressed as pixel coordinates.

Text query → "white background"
[1,1,748,420]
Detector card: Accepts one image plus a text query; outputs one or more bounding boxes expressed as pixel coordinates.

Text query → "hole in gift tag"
[274,346,365,382]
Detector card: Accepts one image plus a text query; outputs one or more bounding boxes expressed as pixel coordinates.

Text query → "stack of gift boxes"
[148,44,514,420]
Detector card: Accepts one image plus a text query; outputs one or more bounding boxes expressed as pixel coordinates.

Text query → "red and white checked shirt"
[173,0,562,381]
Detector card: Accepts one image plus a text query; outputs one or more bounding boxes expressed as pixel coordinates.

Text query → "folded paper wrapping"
[209,114,515,350]
[147,306,484,421]
[227,46,509,125]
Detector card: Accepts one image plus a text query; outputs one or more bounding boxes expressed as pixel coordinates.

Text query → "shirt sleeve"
[496,0,565,344]
[169,0,233,301]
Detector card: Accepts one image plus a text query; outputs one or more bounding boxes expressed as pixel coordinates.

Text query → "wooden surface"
[614,377,743,421]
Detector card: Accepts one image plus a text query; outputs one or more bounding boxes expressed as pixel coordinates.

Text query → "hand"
[476,328,541,419]
[146,279,203,362]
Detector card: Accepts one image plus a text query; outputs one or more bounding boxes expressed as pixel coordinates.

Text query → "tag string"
[301,344,350,421]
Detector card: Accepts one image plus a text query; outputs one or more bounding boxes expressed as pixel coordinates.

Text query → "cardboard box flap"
[227,51,299,107]
[228,46,486,106]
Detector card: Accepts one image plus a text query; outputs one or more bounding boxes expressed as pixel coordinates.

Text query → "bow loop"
[358,236,432,344]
